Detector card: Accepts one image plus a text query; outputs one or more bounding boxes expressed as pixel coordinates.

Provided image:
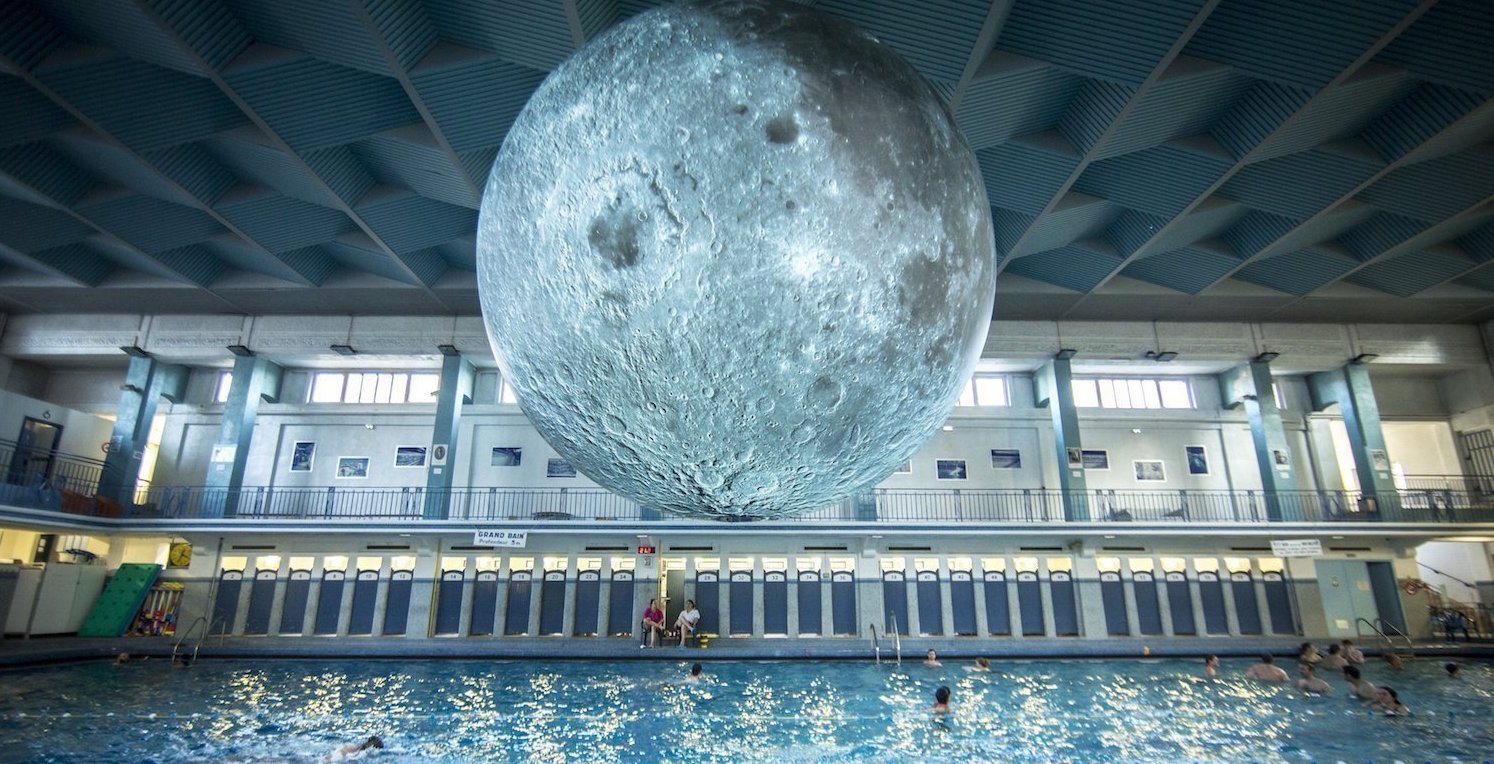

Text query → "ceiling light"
[1351,353,1378,364]
[941,425,954,431]
[120,345,150,358]
[1054,348,1077,360]
[437,344,459,356]
[1254,351,1279,363]
[227,344,253,357]
[330,344,357,356]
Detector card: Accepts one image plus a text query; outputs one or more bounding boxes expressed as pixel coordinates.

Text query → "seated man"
[674,598,700,647]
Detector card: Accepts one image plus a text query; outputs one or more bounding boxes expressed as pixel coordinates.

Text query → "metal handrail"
[171,615,207,661]
[888,612,902,666]
[1374,618,1416,653]
[869,623,882,665]
[1354,617,1414,654]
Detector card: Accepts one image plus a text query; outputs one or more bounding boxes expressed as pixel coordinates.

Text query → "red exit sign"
[637,545,656,555]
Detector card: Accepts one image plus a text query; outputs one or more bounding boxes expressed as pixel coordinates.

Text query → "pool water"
[1,656,1490,762]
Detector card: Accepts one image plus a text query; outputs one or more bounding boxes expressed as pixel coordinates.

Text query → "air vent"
[229,545,276,551]
[1229,547,1270,552]
[667,546,715,552]
[887,546,932,552]
[366,545,411,551]
[1328,546,1372,552]
[449,545,494,551]
[804,546,848,551]
[585,546,629,551]
[1100,546,1146,552]
[1018,546,1063,552]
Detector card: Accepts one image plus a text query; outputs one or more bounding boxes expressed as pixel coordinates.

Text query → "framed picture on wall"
[1081,449,1109,470]
[990,449,1022,469]
[491,447,523,467]
[290,441,315,472]
[1184,445,1209,475]
[394,446,427,468]
[1066,447,1083,467]
[546,458,577,478]
[1370,448,1391,471]
[336,456,369,479]
[935,459,967,480]
[1272,449,1290,467]
[1134,459,1166,482]
[894,460,912,474]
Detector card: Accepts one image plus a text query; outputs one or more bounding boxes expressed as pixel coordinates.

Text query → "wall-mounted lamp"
[437,344,460,356]
[330,344,357,356]
[119,383,142,393]
[941,425,954,432]
[120,345,150,358]
[1054,348,1077,360]
[226,344,253,357]
[364,423,376,430]
[1351,353,1378,364]
[1253,351,1280,363]
[1144,350,1178,362]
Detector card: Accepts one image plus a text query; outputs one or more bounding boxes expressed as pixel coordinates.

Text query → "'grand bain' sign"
[474,530,528,548]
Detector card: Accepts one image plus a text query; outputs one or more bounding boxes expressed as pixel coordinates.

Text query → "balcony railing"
[5,482,1491,526]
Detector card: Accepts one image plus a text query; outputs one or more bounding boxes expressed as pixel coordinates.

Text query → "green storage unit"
[78,564,161,637]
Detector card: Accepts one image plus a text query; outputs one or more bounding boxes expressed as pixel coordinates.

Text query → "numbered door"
[471,570,501,636]
[763,571,788,635]
[1262,571,1296,635]
[280,569,312,635]
[211,569,243,635]
[1016,571,1043,635]
[1050,571,1078,636]
[243,569,277,635]
[1198,571,1229,634]
[539,570,567,635]
[1165,572,1195,635]
[1231,571,1262,634]
[573,571,600,636]
[313,570,345,635]
[1133,571,1162,635]
[504,570,533,635]
[434,569,465,636]
[383,569,413,636]
[607,569,635,636]
[983,570,1011,636]
[695,571,720,635]
[950,570,976,636]
[1100,571,1128,635]
[797,570,822,635]
[830,570,856,636]
[916,570,943,635]
[882,570,909,635]
[348,568,380,635]
[729,571,753,635]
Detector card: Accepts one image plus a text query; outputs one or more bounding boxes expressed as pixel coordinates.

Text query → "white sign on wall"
[474,530,528,548]
[1270,538,1322,558]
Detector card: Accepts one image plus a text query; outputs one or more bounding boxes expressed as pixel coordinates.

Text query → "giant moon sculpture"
[477,0,995,519]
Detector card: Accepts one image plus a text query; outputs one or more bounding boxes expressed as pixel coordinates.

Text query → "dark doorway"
[9,418,63,484]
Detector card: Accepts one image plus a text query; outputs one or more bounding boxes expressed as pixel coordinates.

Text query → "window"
[307,372,440,404]
[1071,378,1193,409]
[499,378,520,404]
[1272,383,1285,409]
[213,372,233,403]
[955,374,1009,407]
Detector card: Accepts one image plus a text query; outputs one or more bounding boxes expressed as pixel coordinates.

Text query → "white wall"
[0,389,114,458]
[1416,541,1491,605]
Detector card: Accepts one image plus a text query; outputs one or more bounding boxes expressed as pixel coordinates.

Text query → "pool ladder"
[1354,617,1415,655]
[870,616,902,666]
[171,615,225,663]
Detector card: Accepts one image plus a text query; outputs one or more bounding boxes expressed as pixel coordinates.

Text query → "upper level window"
[308,372,440,404]
[1071,378,1193,409]
[956,374,1010,407]
[499,378,520,404]
[214,372,233,403]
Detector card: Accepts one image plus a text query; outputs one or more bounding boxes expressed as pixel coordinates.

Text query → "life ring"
[1402,580,1424,596]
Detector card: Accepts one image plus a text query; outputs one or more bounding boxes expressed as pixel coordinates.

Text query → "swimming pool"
[1,656,1489,762]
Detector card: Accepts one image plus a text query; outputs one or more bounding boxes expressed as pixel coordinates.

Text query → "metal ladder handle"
[1374,618,1416,653]
[869,623,881,664]
[172,615,207,660]
[889,612,902,666]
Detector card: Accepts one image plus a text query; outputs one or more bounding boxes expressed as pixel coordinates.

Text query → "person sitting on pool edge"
[675,599,700,647]
[1343,665,1378,702]
[1295,663,1331,694]
[930,686,950,714]
[1244,654,1289,683]
[641,598,665,648]
[324,735,383,762]
[924,649,941,668]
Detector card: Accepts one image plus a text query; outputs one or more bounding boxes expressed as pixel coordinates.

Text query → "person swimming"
[1445,662,1461,679]
[1317,644,1348,671]
[924,649,942,668]
[1244,654,1289,683]
[1203,655,1219,679]
[930,685,950,714]
[1370,686,1409,716]
[1295,663,1331,694]
[965,657,990,672]
[1343,665,1378,702]
[685,662,704,682]
[324,735,383,762]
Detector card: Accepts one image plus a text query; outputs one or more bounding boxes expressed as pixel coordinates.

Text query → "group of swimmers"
[1219,638,1461,717]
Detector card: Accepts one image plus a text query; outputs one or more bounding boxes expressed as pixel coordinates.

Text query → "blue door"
[1231,571,1262,634]
[1100,571,1128,635]
[882,570,908,635]
[763,571,788,635]
[1017,571,1043,635]
[1165,572,1195,635]
[729,571,753,635]
[916,570,943,635]
[1262,571,1295,634]
[983,570,1010,635]
[950,570,976,636]
[210,569,242,635]
[504,570,532,635]
[695,570,719,634]
[313,570,344,635]
[348,569,379,635]
[434,569,465,635]
[539,570,567,635]
[1198,570,1228,634]
[279,569,312,635]
[243,569,276,635]
[471,570,499,636]
[383,569,413,636]
[830,570,856,636]
[1133,571,1162,635]
[573,571,600,635]
[607,569,634,636]
[1050,571,1078,636]
[796,570,822,635]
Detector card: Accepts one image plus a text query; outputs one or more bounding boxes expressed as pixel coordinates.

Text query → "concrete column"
[1072,556,1107,639]
[205,354,282,517]
[407,541,437,639]
[1034,358,1089,520]
[1220,360,1302,520]
[1309,362,1396,500]
[560,555,577,637]
[98,354,187,503]
[424,351,474,519]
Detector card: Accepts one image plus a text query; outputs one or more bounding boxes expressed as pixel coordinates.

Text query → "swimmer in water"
[685,662,704,682]
[1295,663,1331,694]
[1343,665,1378,702]
[965,657,990,672]
[1317,644,1348,671]
[1369,686,1409,716]
[930,685,950,714]
[1382,652,1403,671]
[1203,655,1219,679]
[1244,654,1289,683]
[1445,662,1461,679]
[924,649,941,668]
[324,735,383,762]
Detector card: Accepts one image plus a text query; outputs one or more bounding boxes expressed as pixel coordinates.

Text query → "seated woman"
[640,598,665,648]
